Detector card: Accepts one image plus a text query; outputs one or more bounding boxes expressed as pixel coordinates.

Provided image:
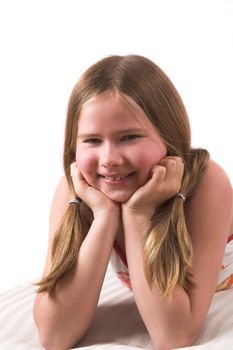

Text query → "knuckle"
[169,159,177,168]
[170,179,181,194]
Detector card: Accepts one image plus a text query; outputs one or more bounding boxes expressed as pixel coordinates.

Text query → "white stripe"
[1,268,233,349]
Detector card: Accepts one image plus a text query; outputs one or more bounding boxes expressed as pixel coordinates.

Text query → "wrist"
[92,209,120,238]
[122,208,152,239]
[93,207,120,221]
[122,205,154,223]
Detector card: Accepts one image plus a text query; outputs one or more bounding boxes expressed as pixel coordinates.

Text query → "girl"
[33,55,233,350]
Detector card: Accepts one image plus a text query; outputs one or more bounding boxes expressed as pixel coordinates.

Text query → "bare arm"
[33,169,120,350]
[122,159,232,350]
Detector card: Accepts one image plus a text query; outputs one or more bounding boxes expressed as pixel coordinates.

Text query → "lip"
[99,172,136,184]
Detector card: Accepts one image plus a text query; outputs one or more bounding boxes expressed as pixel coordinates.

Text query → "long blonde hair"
[36,55,209,296]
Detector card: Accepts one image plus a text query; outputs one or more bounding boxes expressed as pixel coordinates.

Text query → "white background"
[0,0,232,293]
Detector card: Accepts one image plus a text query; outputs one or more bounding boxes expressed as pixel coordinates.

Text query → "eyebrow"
[77,128,144,139]
[77,133,100,139]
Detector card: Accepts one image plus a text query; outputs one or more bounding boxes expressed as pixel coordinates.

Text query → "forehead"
[78,92,156,133]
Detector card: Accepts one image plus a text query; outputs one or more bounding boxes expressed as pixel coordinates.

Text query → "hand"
[70,162,120,217]
[122,156,184,220]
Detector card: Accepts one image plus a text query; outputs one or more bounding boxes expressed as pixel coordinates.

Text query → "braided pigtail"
[144,148,210,298]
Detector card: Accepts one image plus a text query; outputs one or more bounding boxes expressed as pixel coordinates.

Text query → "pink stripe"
[227,233,233,243]
[113,241,128,268]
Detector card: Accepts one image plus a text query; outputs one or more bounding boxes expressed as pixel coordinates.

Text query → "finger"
[159,156,183,163]
[150,165,167,183]
[162,158,184,194]
[159,156,182,168]
[70,162,78,177]
[160,157,183,179]
[70,162,86,183]
[133,165,165,199]
[164,159,177,179]
[69,164,87,197]
[168,157,184,178]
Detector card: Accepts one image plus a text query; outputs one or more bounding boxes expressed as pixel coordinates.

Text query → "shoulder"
[185,159,232,237]
[51,175,71,202]
[189,159,232,207]
[50,175,71,212]
[49,176,71,235]
[38,176,71,277]
[199,159,231,189]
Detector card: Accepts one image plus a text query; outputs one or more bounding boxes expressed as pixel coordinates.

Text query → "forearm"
[123,215,197,349]
[34,213,118,350]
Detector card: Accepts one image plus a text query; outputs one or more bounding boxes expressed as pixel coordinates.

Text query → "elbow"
[33,307,86,350]
[37,333,57,350]
[39,337,72,350]
[33,302,53,349]
[153,337,195,350]
[151,327,200,350]
[170,333,198,350]
[36,327,82,350]
[39,338,66,350]
[166,334,197,350]
[35,320,85,350]
[33,301,76,350]
[33,295,94,349]
[176,324,201,348]
[34,318,61,350]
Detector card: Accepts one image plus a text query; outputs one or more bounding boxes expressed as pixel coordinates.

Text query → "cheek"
[135,146,167,179]
[76,149,98,187]
[75,151,97,187]
[135,147,166,168]
[75,150,94,174]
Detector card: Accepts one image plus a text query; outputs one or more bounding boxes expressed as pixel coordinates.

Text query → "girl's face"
[76,93,167,203]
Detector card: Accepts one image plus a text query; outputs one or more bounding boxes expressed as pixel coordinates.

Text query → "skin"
[75,93,168,205]
[33,92,233,350]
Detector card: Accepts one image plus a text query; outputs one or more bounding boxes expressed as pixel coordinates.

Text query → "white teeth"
[105,175,127,181]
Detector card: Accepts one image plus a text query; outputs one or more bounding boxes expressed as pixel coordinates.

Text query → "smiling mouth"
[100,172,135,182]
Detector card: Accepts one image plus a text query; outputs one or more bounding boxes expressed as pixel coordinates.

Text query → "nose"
[99,142,124,168]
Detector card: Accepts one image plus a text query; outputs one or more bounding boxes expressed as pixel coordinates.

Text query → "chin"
[104,191,132,203]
